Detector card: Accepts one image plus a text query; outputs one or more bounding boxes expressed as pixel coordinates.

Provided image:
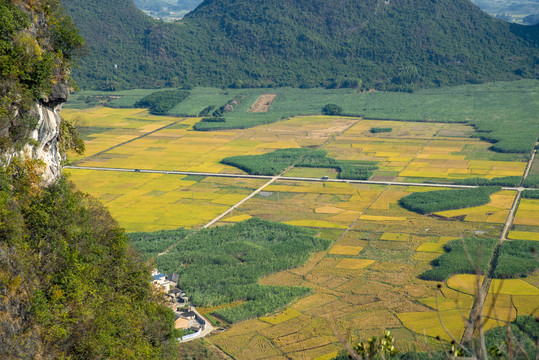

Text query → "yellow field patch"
[420,294,474,311]
[313,352,340,360]
[284,220,348,229]
[291,293,337,312]
[448,274,539,296]
[260,308,302,325]
[513,199,539,226]
[316,206,345,214]
[512,295,539,315]
[380,232,411,242]
[336,259,375,270]
[236,335,284,359]
[416,243,445,253]
[359,215,407,221]
[397,310,466,341]
[259,271,303,287]
[329,245,363,256]
[507,231,539,241]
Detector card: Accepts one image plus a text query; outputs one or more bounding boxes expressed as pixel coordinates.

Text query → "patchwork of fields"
[64,83,539,359]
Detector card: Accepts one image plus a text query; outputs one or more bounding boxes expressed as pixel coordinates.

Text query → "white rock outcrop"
[27,102,63,184]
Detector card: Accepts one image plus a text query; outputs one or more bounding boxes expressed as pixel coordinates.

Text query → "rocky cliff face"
[24,82,70,184]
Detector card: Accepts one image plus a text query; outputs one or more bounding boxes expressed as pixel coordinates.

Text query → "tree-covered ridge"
[0,163,177,359]
[0,0,83,152]
[143,218,332,323]
[61,0,538,91]
[222,148,378,180]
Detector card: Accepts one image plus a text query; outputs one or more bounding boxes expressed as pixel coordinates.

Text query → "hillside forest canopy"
[60,0,539,91]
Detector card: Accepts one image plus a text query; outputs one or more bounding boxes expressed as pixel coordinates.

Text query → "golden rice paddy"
[260,308,303,325]
[507,230,539,241]
[63,107,539,358]
[335,259,376,270]
[329,245,363,256]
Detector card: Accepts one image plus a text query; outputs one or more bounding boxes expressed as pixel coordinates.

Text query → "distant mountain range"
[61,0,539,91]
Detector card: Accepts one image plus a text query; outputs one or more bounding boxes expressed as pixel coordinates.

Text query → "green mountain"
[62,0,538,91]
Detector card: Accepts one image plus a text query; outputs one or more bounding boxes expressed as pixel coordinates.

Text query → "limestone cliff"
[27,82,70,184]
[0,0,83,183]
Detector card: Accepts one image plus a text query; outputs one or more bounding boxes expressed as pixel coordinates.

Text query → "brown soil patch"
[249,94,277,113]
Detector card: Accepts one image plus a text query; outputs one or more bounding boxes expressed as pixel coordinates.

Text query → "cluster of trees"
[370,127,393,133]
[322,104,342,116]
[522,189,539,199]
[420,238,537,281]
[60,0,538,91]
[133,89,190,115]
[524,175,539,188]
[129,228,190,259]
[0,164,178,359]
[222,148,377,180]
[150,218,331,323]
[454,176,522,187]
[399,187,500,214]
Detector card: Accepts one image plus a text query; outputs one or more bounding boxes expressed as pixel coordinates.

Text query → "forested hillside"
[61,0,538,90]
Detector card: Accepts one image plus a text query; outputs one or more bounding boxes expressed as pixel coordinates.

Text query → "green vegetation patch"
[522,190,539,199]
[399,187,500,215]
[420,238,497,281]
[485,316,538,359]
[129,228,190,259]
[370,127,393,133]
[154,218,331,323]
[494,240,538,279]
[134,89,190,115]
[222,148,377,180]
[524,175,539,188]
[322,104,342,115]
[454,176,522,187]
[420,239,538,281]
